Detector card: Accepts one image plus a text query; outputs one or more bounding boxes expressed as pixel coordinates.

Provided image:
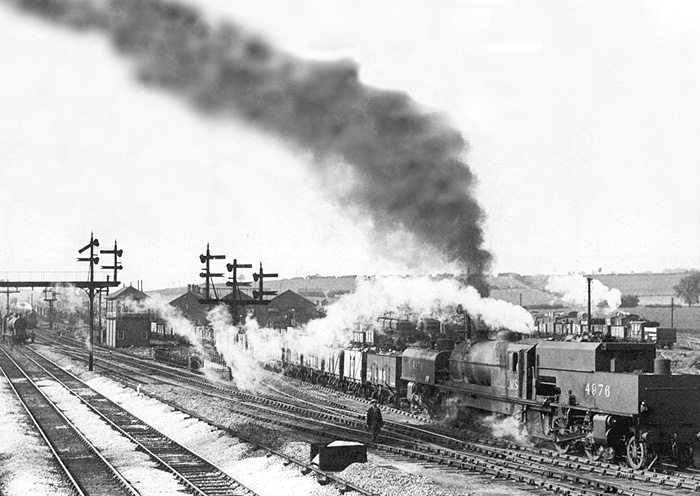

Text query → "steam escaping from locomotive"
[198,275,533,390]
[307,276,534,341]
[208,306,280,391]
[9,0,492,292]
[483,414,530,445]
[546,275,622,313]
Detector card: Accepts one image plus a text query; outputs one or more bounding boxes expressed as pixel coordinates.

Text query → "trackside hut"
[105,286,151,348]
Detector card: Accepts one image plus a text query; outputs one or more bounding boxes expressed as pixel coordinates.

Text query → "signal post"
[197,245,277,323]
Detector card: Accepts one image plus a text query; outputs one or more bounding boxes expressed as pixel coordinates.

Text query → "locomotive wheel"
[551,417,570,453]
[626,437,648,470]
[584,442,605,461]
[554,441,571,454]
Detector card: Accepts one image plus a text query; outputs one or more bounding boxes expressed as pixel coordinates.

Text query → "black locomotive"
[1,313,33,345]
[153,347,203,372]
[275,325,700,469]
[404,330,699,468]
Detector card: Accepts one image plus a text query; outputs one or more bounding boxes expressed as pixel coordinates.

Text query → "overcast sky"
[1,0,699,290]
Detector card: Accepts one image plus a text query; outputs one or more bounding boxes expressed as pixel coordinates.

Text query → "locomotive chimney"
[654,358,672,375]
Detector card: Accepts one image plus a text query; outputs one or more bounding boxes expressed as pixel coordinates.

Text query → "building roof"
[221,288,255,302]
[268,290,316,311]
[169,291,210,326]
[106,285,149,301]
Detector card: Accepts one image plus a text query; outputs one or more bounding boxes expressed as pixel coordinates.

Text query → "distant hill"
[147,271,697,308]
[144,271,699,330]
[589,273,687,300]
[263,275,358,295]
[145,286,190,301]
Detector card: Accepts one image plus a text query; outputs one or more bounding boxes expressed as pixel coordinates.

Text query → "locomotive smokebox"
[654,358,672,375]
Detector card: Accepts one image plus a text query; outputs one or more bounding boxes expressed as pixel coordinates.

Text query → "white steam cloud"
[319,276,535,336]
[208,306,280,391]
[546,275,622,313]
[483,414,530,445]
[120,295,205,354]
[205,275,534,391]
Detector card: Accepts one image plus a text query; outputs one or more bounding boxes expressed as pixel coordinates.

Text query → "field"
[628,306,700,331]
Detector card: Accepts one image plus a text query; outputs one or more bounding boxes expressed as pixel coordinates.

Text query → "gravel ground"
[34,346,539,496]
[38,378,191,495]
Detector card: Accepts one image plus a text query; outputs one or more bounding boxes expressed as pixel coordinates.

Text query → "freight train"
[532,311,677,348]
[264,324,700,469]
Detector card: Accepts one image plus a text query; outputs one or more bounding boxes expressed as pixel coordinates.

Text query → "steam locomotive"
[153,347,204,372]
[274,326,700,469]
[1,313,34,345]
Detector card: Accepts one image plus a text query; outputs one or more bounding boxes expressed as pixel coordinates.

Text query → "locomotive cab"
[536,341,700,468]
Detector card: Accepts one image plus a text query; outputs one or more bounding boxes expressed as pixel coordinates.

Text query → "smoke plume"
[11,0,492,290]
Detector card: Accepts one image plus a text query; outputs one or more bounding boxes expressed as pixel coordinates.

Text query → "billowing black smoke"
[13,0,492,295]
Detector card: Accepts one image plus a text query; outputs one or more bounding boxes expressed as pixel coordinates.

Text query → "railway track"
[34,332,700,496]
[0,344,139,496]
[3,343,260,496]
[282,380,700,494]
[32,334,380,495]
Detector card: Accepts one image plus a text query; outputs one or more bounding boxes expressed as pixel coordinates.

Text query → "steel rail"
[18,346,259,496]
[30,339,378,496]
[36,333,700,496]
[39,343,632,496]
[0,345,139,496]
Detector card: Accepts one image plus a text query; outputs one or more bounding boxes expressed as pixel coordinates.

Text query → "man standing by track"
[366,399,384,443]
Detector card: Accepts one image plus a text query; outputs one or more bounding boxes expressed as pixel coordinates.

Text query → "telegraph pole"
[587,277,593,335]
[671,296,675,328]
